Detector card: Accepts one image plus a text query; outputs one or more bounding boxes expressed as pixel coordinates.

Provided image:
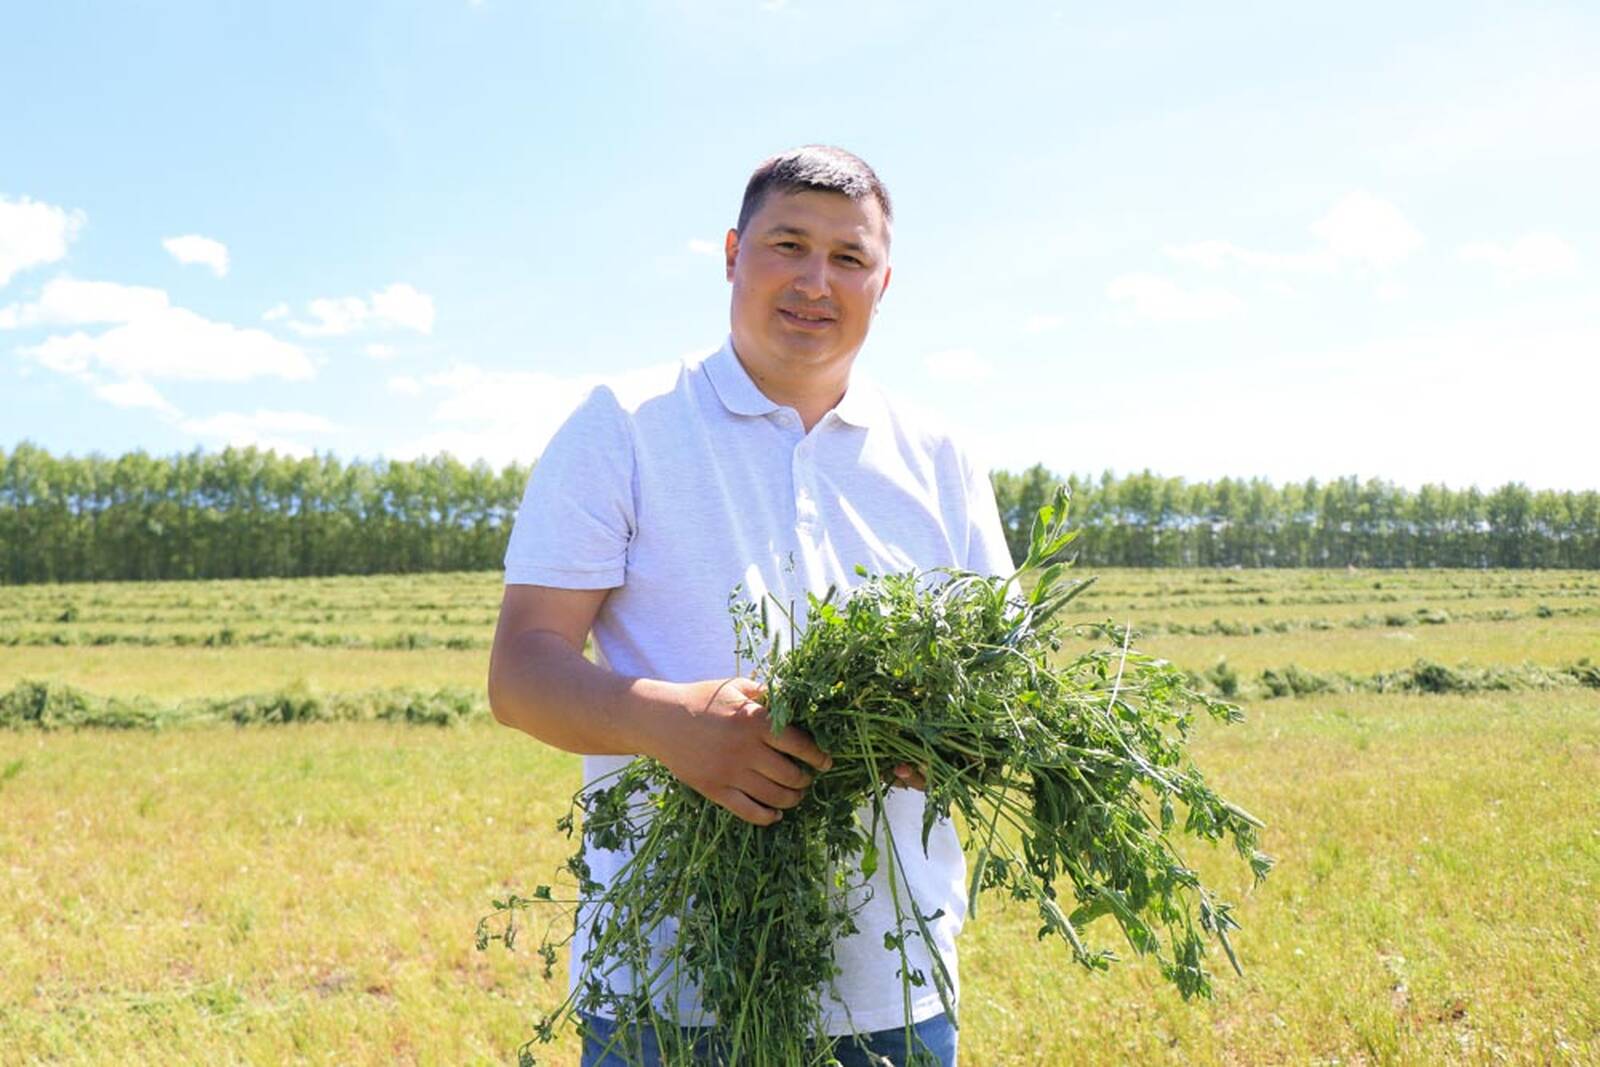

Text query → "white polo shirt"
[504,338,1014,1034]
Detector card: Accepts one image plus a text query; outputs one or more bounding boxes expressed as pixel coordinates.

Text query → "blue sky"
[3,1,1596,490]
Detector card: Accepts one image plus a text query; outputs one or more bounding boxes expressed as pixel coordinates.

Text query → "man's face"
[724,189,892,390]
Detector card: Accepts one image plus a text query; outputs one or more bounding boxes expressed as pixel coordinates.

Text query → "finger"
[753,748,813,791]
[738,772,804,811]
[767,724,833,773]
[893,763,928,790]
[717,787,782,826]
[727,676,767,702]
[703,677,751,713]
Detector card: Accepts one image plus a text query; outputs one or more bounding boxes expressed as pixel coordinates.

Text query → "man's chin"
[772,340,852,369]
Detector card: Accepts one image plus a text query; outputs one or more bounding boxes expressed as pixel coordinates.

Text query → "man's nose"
[792,254,832,299]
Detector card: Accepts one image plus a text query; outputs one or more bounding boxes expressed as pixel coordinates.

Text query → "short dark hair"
[736,145,893,235]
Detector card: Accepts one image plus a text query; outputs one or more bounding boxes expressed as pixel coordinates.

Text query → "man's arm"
[487,584,832,825]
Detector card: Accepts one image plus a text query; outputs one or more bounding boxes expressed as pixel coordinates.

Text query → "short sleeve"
[503,386,636,588]
[961,450,1016,578]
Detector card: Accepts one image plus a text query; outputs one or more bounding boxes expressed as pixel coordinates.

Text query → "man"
[488,146,1012,1066]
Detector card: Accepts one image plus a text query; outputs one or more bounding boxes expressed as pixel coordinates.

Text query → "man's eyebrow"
[761,224,872,254]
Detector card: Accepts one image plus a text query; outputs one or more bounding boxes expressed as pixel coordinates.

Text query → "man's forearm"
[487,630,679,758]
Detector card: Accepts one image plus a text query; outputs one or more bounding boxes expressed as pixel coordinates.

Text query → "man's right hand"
[489,585,831,828]
[648,677,833,826]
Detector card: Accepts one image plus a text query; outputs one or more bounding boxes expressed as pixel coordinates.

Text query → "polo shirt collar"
[704,339,782,418]
[830,370,886,429]
[705,337,886,429]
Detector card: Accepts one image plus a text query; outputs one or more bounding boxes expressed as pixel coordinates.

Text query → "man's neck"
[734,354,852,433]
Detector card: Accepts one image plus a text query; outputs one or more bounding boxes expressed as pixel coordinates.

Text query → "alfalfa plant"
[479,488,1273,1065]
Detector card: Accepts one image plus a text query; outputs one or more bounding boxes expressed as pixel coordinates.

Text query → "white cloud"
[1165,240,1328,273]
[1164,192,1423,279]
[180,409,340,457]
[923,348,993,383]
[388,374,422,395]
[686,238,721,257]
[287,282,436,337]
[0,291,179,418]
[22,314,314,383]
[1023,314,1065,334]
[95,379,177,415]
[262,302,290,321]
[1459,232,1580,283]
[365,343,396,360]
[1308,192,1423,269]
[966,318,1600,491]
[390,360,681,467]
[1106,273,1245,322]
[0,277,170,328]
[293,295,368,337]
[162,234,229,277]
[0,195,85,287]
[5,277,314,384]
[369,283,435,334]
[1380,70,1600,172]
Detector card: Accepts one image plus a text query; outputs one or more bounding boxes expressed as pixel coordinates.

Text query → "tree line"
[991,465,1600,570]
[1,443,1596,584]
[0,443,527,583]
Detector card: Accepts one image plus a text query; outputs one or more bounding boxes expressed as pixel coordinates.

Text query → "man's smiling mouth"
[778,307,836,325]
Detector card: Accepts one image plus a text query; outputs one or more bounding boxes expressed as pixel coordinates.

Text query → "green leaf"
[860,839,878,880]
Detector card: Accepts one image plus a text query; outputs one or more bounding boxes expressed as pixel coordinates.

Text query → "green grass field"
[1,568,1597,1065]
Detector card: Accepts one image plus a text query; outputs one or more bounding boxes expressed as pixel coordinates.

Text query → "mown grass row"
[0,607,498,626]
[6,654,1597,735]
[0,680,486,730]
[0,628,487,650]
[1197,657,1600,701]
[1105,587,1600,611]
[5,601,1593,651]
[14,581,1597,619]
[5,567,1596,618]
[1103,574,1600,596]
[1142,601,1600,635]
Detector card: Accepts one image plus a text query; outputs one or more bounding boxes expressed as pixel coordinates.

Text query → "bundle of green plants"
[481,490,1272,1066]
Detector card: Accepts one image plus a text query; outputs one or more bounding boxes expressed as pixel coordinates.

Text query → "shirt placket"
[789,415,838,619]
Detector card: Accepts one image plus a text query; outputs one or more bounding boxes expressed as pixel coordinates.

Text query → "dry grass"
[961,688,1600,1064]
[0,722,572,1064]
[1,568,1597,1064]
[1134,615,1600,675]
[0,646,488,702]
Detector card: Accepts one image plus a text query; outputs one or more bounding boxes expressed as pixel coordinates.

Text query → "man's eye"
[835,255,864,267]
[774,241,801,252]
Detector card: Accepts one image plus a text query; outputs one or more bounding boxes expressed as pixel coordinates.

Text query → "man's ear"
[724,228,740,282]
[876,264,892,310]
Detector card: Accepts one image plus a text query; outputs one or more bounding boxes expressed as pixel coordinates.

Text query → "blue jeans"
[578,1010,958,1066]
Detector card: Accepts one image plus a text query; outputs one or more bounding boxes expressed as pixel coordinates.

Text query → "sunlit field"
[1,568,1596,1064]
